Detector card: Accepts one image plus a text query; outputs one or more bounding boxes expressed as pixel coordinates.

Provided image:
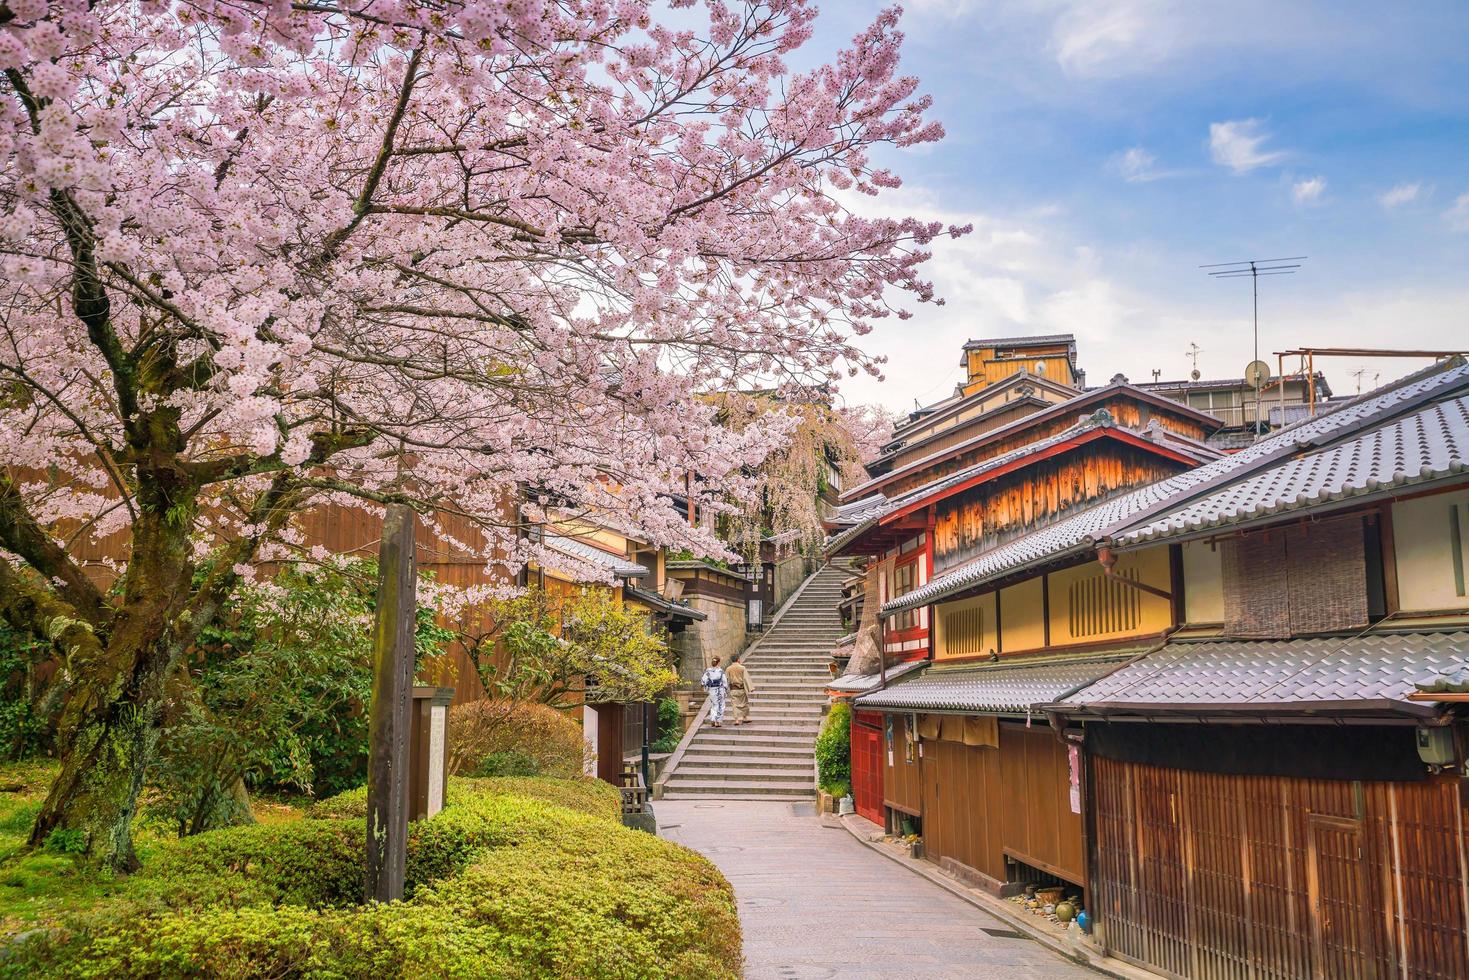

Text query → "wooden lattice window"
[1068,570,1142,638]
[941,603,986,656]
[890,560,917,631]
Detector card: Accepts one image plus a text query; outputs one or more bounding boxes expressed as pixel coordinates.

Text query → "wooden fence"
[1091,755,1469,980]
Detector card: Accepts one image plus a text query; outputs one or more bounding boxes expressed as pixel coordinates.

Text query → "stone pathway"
[658,799,1099,980]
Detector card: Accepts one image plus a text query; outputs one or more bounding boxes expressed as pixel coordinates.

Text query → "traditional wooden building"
[826,336,1224,836]
[863,357,1469,979]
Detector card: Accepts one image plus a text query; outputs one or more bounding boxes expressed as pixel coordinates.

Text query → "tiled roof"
[830,493,890,526]
[1117,393,1469,544]
[963,333,1077,350]
[827,659,925,696]
[1416,664,1469,695]
[827,416,1110,556]
[884,359,1469,614]
[542,533,647,579]
[1053,631,1468,718]
[847,380,1224,501]
[854,655,1132,714]
[828,411,1220,557]
[623,585,707,621]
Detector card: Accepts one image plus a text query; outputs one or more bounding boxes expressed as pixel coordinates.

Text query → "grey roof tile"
[854,655,1132,714]
[1119,393,1469,544]
[1055,631,1469,717]
[885,360,1469,614]
[542,533,647,579]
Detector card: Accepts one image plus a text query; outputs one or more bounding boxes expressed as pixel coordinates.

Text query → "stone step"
[701,724,820,736]
[660,779,815,796]
[693,725,822,740]
[678,752,816,764]
[692,734,815,750]
[670,766,815,780]
[679,759,815,773]
[661,792,816,801]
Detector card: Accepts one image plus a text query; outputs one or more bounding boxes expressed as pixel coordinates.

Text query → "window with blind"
[1221,518,1369,638]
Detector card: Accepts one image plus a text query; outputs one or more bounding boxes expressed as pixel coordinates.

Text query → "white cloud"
[1291,176,1326,206]
[1209,119,1287,173]
[1052,0,1173,77]
[832,183,1469,413]
[1379,182,1423,209]
[1444,192,1469,232]
[1109,146,1171,183]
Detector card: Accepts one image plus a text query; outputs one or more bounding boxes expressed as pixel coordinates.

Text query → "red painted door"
[851,717,884,825]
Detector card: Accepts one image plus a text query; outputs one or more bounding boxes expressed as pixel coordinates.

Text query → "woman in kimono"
[701,657,729,728]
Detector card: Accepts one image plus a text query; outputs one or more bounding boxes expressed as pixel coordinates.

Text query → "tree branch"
[0,475,109,625]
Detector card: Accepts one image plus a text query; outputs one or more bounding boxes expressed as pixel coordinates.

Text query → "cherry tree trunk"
[28,508,195,872]
[27,638,178,871]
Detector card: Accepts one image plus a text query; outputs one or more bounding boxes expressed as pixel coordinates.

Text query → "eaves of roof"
[881,358,1469,615]
[962,333,1077,351]
[854,653,1133,714]
[624,585,707,621]
[844,381,1224,502]
[542,533,647,580]
[883,371,1081,450]
[1049,630,1466,720]
[1116,393,1469,547]
[829,418,1204,558]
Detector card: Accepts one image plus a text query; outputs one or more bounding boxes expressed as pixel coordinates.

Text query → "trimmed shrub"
[305,775,620,823]
[447,699,592,778]
[145,817,367,909]
[7,780,737,979]
[814,701,852,797]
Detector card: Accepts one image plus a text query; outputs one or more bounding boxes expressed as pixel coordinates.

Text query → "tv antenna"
[1186,342,1203,381]
[1350,367,1379,394]
[1200,256,1307,438]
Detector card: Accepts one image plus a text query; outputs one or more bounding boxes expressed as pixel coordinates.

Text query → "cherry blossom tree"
[0,0,956,869]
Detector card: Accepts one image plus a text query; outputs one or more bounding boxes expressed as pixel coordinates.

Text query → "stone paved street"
[657,800,1098,980]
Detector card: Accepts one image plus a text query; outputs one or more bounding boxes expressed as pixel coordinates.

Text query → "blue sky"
[807,1,1469,411]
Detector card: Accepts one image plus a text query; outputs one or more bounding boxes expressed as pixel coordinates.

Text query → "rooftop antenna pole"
[1186,343,1203,381]
[1200,256,1307,438]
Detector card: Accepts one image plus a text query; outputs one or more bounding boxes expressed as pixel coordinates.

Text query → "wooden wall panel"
[883,714,923,815]
[1092,756,1469,980]
[930,445,1184,574]
[886,393,1208,500]
[918,723,1085,889]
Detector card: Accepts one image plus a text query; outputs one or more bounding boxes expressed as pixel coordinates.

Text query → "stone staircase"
[659,564,849,800]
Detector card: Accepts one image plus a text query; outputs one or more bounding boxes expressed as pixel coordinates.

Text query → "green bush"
[814,701,852,797]
[305,776,620,823]
[9,780,738,979]
[0,623,55,759]
[650,697,683,753]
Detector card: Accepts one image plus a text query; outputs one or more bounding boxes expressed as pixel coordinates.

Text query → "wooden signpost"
[366,504,416,903]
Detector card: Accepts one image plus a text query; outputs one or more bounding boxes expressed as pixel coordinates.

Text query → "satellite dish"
[1244,360,1271,390]
[1190,369,1201,381]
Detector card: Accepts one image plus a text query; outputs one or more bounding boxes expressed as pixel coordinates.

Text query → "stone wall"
[772,553,812,613]
[670,593,748,683]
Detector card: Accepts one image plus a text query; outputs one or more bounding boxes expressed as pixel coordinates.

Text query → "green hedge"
[814,701,852,797]
[305,776,621,824]
[9,781,738,979]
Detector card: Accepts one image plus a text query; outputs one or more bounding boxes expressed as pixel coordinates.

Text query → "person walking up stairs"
[659,564,849,800]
